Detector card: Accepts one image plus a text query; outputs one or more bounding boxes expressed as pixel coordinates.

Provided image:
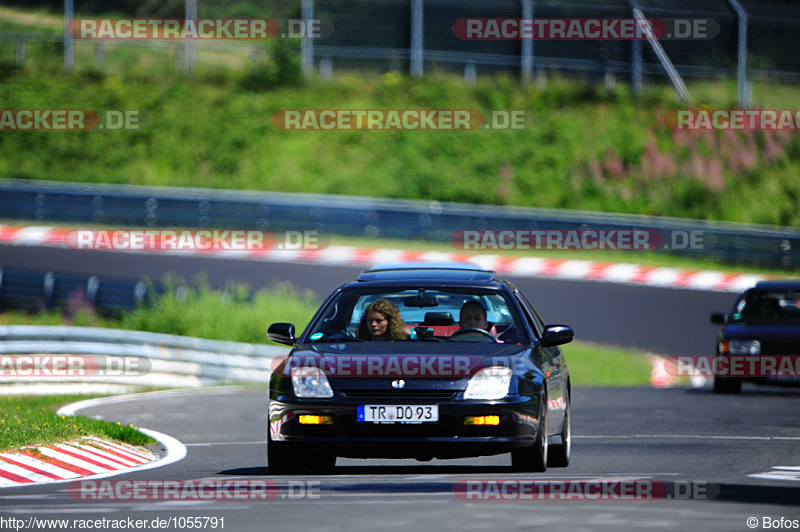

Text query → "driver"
[458,300,491,331]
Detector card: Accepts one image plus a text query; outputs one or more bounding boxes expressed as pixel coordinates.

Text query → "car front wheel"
[511,397,547,472]
[268,431,302,475]
[713,376,742,394]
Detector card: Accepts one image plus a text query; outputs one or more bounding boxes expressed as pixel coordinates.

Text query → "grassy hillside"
[1,11,799,227]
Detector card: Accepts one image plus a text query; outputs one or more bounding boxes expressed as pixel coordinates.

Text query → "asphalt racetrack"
[0,245,798,531]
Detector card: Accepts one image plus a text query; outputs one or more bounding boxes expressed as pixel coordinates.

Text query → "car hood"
[722,323,800,341]
[275,342,532,391]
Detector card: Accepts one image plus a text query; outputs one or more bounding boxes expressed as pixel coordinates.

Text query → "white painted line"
[0,452,80,479]
[468,255,500,271]
[36,447,110,473]
[507,257,547,276]
[748,471,800,482]
[57,443,137,468]
[11,226,54,245]
[0,460,55,483]
[185,441,265,447]
[600,263,641,282]
[129,428,186,473]
[82,438,153,463]
[645,268,680,286]
[575,434,774,440]
[558,260,593,279]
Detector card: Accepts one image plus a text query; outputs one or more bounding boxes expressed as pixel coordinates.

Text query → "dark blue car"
[710,280,800,393]
[267,262,574,474]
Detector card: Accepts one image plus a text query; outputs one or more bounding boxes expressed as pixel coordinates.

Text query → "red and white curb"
[0,224,773,293]
[0,392,188,488]
[0,436,156,487]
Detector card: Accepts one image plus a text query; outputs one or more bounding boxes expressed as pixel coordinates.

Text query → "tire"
[305,451,336,474]
[713,376,742,394]
[267,430,303,475]
[268,431,336,475]
[511,396,547,473]
[547,393,570,468]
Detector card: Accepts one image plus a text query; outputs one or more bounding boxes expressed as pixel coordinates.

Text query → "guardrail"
[0,267,156,315]
[0,325,288,393]
[1,178,798,269]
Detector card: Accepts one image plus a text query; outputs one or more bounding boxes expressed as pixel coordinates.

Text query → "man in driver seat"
[458,300,492,331]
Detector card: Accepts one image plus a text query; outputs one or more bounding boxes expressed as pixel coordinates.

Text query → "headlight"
[723,340,761,355]
[464,366,512,400]
[291,366,333,398]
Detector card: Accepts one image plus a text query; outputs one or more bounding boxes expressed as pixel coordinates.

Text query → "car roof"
[752,280,800,292]
[355,261,497,283]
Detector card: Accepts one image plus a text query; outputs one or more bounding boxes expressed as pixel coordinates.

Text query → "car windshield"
[729,289,800,324]
[304,287,528,343]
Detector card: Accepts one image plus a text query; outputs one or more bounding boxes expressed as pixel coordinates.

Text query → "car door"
[512,288,567,429]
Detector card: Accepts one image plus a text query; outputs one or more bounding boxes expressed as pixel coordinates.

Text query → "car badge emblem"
[392,379,405,389]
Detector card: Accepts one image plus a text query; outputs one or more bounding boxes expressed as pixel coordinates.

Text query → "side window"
[513,289,542,339]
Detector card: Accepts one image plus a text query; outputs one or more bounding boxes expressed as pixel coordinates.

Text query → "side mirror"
[540,324,574,347]
[268,322,296,345]
[710,312,727,325]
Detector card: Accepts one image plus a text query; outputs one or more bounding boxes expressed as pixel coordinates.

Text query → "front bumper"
[268,395,542,459]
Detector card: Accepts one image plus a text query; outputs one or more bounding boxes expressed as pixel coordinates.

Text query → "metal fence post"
[464,61,476,84]
[64,0,74,72]
[95,42,105,69]
[15,38,25,67]
[410,0,424,78]
[520,0,533,80]
[631,9,641,97]
[185,0,197,76]
[319,56,332,80]
[728,0,750,108]
[302,0,315,76]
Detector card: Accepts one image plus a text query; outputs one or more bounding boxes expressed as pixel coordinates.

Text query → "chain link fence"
[1,0,798,98]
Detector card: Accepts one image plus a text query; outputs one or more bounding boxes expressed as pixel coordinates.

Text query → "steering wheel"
[446,328,497,342]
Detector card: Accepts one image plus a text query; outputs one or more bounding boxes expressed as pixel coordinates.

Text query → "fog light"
[464,415,500,425]
[298,415,332,425]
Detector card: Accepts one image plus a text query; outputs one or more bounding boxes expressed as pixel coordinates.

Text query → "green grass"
[0,276,321,343]
[0,394,156,452]
[561,341,656,387]
[1,36,799,229]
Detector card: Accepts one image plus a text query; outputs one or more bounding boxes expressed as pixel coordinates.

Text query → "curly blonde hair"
[362,299,407,340]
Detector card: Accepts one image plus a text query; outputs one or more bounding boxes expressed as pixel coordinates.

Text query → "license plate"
[357,405,438,424]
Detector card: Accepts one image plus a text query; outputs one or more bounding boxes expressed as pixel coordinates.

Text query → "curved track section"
[1,245,797,531]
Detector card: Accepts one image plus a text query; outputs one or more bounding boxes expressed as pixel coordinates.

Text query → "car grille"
[761,341,800,356]
[341,390,458,400]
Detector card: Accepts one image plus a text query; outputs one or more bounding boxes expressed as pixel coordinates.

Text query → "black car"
[710,280,800,394]
[267,262,574,474]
